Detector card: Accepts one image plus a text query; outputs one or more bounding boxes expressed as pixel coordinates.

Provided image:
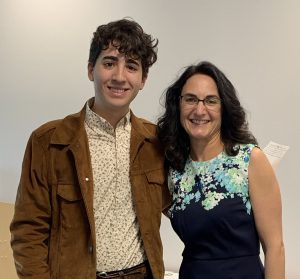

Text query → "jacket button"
[88,245,93,253]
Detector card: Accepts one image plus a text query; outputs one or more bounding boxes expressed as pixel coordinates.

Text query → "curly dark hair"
[88,18,158,78]
[157,61,258,172]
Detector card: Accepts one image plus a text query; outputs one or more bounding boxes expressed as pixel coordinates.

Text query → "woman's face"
[179,74,222,146]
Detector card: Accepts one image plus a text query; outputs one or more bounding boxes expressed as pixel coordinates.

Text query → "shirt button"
[85,177,89,181]
[88,245,93,253]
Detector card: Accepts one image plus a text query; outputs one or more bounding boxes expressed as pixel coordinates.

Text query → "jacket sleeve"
[10,132,51,279]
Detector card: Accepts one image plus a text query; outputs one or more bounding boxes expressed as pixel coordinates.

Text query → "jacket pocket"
[57,184,86,228]
[57,183,82,201]
[144,168,165,185]
[144,168,166,211]
[55,184,90,277]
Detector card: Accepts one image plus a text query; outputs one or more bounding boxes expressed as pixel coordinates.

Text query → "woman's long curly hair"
[157,61,258,172]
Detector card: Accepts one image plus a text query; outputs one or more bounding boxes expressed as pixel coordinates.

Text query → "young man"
[10,19,171,279]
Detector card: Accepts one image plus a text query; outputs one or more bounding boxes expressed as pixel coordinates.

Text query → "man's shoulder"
[135,117,156,126]
[32,111,82,139]
[132,115,157,135]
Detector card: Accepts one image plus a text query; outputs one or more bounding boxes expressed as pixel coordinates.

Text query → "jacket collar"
[49,104,86,146]
[49,100,156,146]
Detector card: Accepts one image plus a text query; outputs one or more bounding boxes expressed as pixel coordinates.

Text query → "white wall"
[1,0,299,277]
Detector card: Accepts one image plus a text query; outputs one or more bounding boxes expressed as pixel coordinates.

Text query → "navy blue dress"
[168,144,264,279]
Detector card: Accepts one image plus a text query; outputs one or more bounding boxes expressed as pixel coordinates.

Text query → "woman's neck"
[190,133,224,162]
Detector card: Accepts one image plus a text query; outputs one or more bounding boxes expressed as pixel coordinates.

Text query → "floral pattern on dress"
[168,144,255,217]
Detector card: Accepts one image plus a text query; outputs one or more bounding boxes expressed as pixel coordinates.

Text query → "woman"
[157,61,284,279]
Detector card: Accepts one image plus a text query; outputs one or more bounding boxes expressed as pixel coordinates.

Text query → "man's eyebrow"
[101,56,140,66]
[102,56,118,61]
[126,58,140,66]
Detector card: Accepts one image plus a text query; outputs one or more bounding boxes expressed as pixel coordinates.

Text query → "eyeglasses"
[180,94,221,109]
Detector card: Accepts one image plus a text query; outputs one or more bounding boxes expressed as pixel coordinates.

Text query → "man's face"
[88,44,147,118]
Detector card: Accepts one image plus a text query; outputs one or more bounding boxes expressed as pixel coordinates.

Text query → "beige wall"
[1,0,299,277]
[0,203,17,278]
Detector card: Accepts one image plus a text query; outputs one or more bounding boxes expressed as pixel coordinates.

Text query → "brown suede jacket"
[10,104,171,279]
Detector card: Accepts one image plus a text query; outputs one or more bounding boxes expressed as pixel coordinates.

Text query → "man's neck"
[91,104,129,129]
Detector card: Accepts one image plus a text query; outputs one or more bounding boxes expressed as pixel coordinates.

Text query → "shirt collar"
[85,98,131,134]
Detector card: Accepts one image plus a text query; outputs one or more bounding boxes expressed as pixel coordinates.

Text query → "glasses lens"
[205,96,221,106]
[181,95,221,110]
[183,95,198,105]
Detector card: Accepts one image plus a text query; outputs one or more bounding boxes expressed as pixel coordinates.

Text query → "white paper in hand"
[263,141,290,170]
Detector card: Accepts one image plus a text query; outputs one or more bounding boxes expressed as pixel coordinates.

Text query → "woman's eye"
[186,97,197,103]
[206,99,216,104]
[206,97,220,105]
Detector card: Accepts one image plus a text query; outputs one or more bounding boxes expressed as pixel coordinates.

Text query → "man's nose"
[112,65,126,82]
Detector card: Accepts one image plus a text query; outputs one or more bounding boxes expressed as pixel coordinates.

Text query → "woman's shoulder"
[237,143,257,152]
[248,145,274,175]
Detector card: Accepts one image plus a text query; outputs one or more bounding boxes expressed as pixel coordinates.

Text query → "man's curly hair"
[88,18,158,78]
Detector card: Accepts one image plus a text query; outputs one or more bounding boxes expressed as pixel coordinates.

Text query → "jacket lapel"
[130,112,156,168]
[50,104,95,239]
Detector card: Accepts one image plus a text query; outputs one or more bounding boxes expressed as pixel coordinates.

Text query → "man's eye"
[103,62,114,68]
[127,64,138,71]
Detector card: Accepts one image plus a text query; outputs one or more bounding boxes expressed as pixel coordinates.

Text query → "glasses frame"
[180,94,221,109]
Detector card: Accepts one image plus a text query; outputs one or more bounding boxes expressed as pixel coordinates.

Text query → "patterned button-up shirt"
[84,100,146,271]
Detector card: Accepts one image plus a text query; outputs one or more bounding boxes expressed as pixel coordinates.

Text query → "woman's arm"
[249,147,285,279]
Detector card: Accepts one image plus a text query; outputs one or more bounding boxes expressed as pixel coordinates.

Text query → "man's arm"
[10,132,52,279]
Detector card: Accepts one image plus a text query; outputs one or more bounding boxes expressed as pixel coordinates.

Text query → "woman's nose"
[194,100,207,113]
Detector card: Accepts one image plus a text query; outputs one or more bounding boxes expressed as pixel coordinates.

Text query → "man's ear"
[140,75,148,90]
[87,62,94,81]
